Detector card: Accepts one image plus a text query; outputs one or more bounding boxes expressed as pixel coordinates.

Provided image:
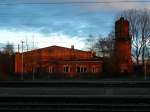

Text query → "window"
[92,67,98,73]
[64,65,70,73]
[84,68,87,72]
[76,66,87,73]
[77,67,80,73]
[81,67,83,72]
[48,66,53,73]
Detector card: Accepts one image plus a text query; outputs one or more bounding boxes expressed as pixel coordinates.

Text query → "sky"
[0,0,150,51]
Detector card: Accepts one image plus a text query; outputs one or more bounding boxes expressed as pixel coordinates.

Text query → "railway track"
[1,96,150,111]
[0,80,150,111]
[0,80,150,88]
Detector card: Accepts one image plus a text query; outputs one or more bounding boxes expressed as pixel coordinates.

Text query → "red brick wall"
[15,46,102,77]
[15,53,22,74]
[114,17,133,74]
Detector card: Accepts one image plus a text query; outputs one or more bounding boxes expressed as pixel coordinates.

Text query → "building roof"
[16,45,101,61]
[19,45,93,54]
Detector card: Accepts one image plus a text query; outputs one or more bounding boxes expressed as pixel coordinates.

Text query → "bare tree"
[85,32,115,57]
[0,43,15,80]
[94,32,115,57]
[25,38,29,52]
[3,43,14,55]
[120,9,150,65]
[85,34,97,51]
[138,9,150,65]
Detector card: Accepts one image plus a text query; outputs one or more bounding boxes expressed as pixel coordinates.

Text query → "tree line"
[0,43,14,80]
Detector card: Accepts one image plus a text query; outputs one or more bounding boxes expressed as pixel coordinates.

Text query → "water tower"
[113,17,132,74]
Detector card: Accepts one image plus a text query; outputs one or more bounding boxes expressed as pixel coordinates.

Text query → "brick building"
[15,45,102,77]
[15,17,133,78]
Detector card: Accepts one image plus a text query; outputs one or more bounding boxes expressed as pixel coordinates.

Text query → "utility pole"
[144,58,147,80]
[21,41,24,80]
[33,69,35,80]
[144,39,147,80]
[18,44,20,52]
[25,38,29,51]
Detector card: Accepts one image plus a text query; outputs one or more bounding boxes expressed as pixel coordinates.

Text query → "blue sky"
[0,0,149,50]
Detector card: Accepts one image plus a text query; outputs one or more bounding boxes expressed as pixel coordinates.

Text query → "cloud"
[0,2,89,36]
[0,2,114,37]
[0,0,149,49]
[0,30,85,51]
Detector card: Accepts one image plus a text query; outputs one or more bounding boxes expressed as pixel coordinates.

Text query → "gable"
[22,45,95,60]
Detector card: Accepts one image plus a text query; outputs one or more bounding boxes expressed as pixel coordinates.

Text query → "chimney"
[71,45,74,50]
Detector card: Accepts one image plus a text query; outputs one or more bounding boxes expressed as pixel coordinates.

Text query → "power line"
[0,1,150,5]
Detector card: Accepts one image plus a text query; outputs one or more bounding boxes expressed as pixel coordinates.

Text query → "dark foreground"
[1,80,150,111]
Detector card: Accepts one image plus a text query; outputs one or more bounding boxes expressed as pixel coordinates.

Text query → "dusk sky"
[0,0,149,50]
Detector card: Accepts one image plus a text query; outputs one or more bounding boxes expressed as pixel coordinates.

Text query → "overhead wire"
[0,1,150,5]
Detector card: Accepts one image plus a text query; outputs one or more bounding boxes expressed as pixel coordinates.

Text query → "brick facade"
[15,45,102,77]
[113,17,133,74]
